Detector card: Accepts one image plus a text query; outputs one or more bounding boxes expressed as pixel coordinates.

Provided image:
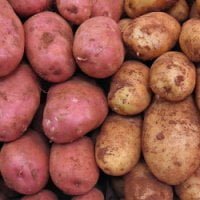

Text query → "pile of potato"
[1,0,200,199]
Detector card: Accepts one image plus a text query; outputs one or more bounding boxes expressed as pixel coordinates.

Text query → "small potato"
[123,12,181,60]
[118,18,132,34]
[56,0,92,25]
[111,176,124,198]
[190,2,200,18]
[95,114,141,176]
[21,190,57,200]
[108,61,151,115]
[125,162,173,200]
[0,0,24,77]
[195,67,200,110]
[50,137,99,195]
[73,16,125,78]
[0,130,49,195]
[24,11,76,83]
[150,51,196,101]
[142,96,200,185]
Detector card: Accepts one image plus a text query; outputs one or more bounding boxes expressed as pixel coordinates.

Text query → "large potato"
[0,0,24,77]
[0,130,49,195]
[50,137,99,195]
[21,190,57,200]
[24,11,76,83]
[108,61,151,115]
[150,51,196,101]
[142,96,200,185]
[95,114,141,176]
[0,63,40,142]
[73,16,125,78]
[195,67,200,110]
[125,162,173,200]
[123,12,181,60]
[43,76,108,143]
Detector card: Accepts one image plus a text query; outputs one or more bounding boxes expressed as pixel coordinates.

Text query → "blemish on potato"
[66,5,78,14]
[41,32,55,47]
[175,75,184,86]
[156,132,165,140]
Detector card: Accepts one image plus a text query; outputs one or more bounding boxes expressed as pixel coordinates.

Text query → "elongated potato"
[0,0,24,77]
[142,96,200,185]
[195,67,200,110]
[24,11,76,83]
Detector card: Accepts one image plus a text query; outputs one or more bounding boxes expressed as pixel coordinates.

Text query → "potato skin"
[118,18,132,34]
[0,63,40,142]
[108,61,151,115]
[0,130,49,195]
[21,190,57,200]
[190,2,200,18]
[73,16,125,78]
[195,67,200,110]
[0,0,24,77]
[56,0,92,25]
[123,12,181,60]
[24,11,76,83]
[150,51,196,101]
[43,76,108,143]
[125,162,173,200]
[50,137,99,195]
[142,97,200,185]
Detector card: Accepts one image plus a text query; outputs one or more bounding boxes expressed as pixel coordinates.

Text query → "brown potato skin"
[43,76,108,143]
[195,67,200,110]
[0,63,40,142]
[24,11,76,83]
[0,0,24,77]
[197,0,200,14]
[150,51,196,101]
[73,16,125,78]
[123,12,181,61]
[0,130,49,195]
[142,96,200,185]
[125,162,173,200]
[118,18,132,34]
[50,137,99,195]
[190,2,200,18]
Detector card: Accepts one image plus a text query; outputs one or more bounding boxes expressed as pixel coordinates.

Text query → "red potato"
[56,0,93,25]
[43,76,108,143]
[0,130,49,195]
[24,11,76,83]
[0,63,40,142]
[73,16,125,78]
[0,0,24,77]
[50,137,99,195]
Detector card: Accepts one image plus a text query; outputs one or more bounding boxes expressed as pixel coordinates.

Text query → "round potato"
[118,18,132,34]
[150,51,196,101]
[123,12,181,60]
[111,176,124,198]
[108,61,151,115]
[142,96,200,185]
[195,67,200,110]
[21,190,57,200]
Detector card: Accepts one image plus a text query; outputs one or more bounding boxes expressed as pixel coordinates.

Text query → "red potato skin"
[43,76,108,143]
[0,0,24,77]
[0,63,40,142]
[0,130,49,195]
[56,0,93,25]
[73,16,125,78]
[50,137,99,195]
[24,11,76,83]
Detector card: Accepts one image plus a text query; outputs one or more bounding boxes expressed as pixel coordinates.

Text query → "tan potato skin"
[125,162,173,200]
[95,114,141,176]
[195,67,200,110]
[150,51,196,101]
[123,12,181,61]
[142,96,200,185]
[0,0,24,77]
[108,61,151,115]
[118,18,132,34]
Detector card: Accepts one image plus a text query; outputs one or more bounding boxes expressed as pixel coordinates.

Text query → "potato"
[142,96,200,185]
[21,190,57,200]
[167,0,189,22]
[0,63,40,142]
[95,114,141,176]
[150,51,196,101]
[24,11,76,83]
[56,0,92,25]
[179,18,200,62]
[50,137,99,195]
[123,12,181,60]
[125,162,173,200]
[124,0,178,18]
[8,0,52,17]
[108,61,151,115]
[43,76,108,143]
[118,18,132,34]
[190,2,200,18]
[195,67,200,110]
[91,0,124,22]
[0,0,24,77]
[111,176,124,198]
[72,188,104,200]
[0,130,49,195]
[73,16,125,78]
